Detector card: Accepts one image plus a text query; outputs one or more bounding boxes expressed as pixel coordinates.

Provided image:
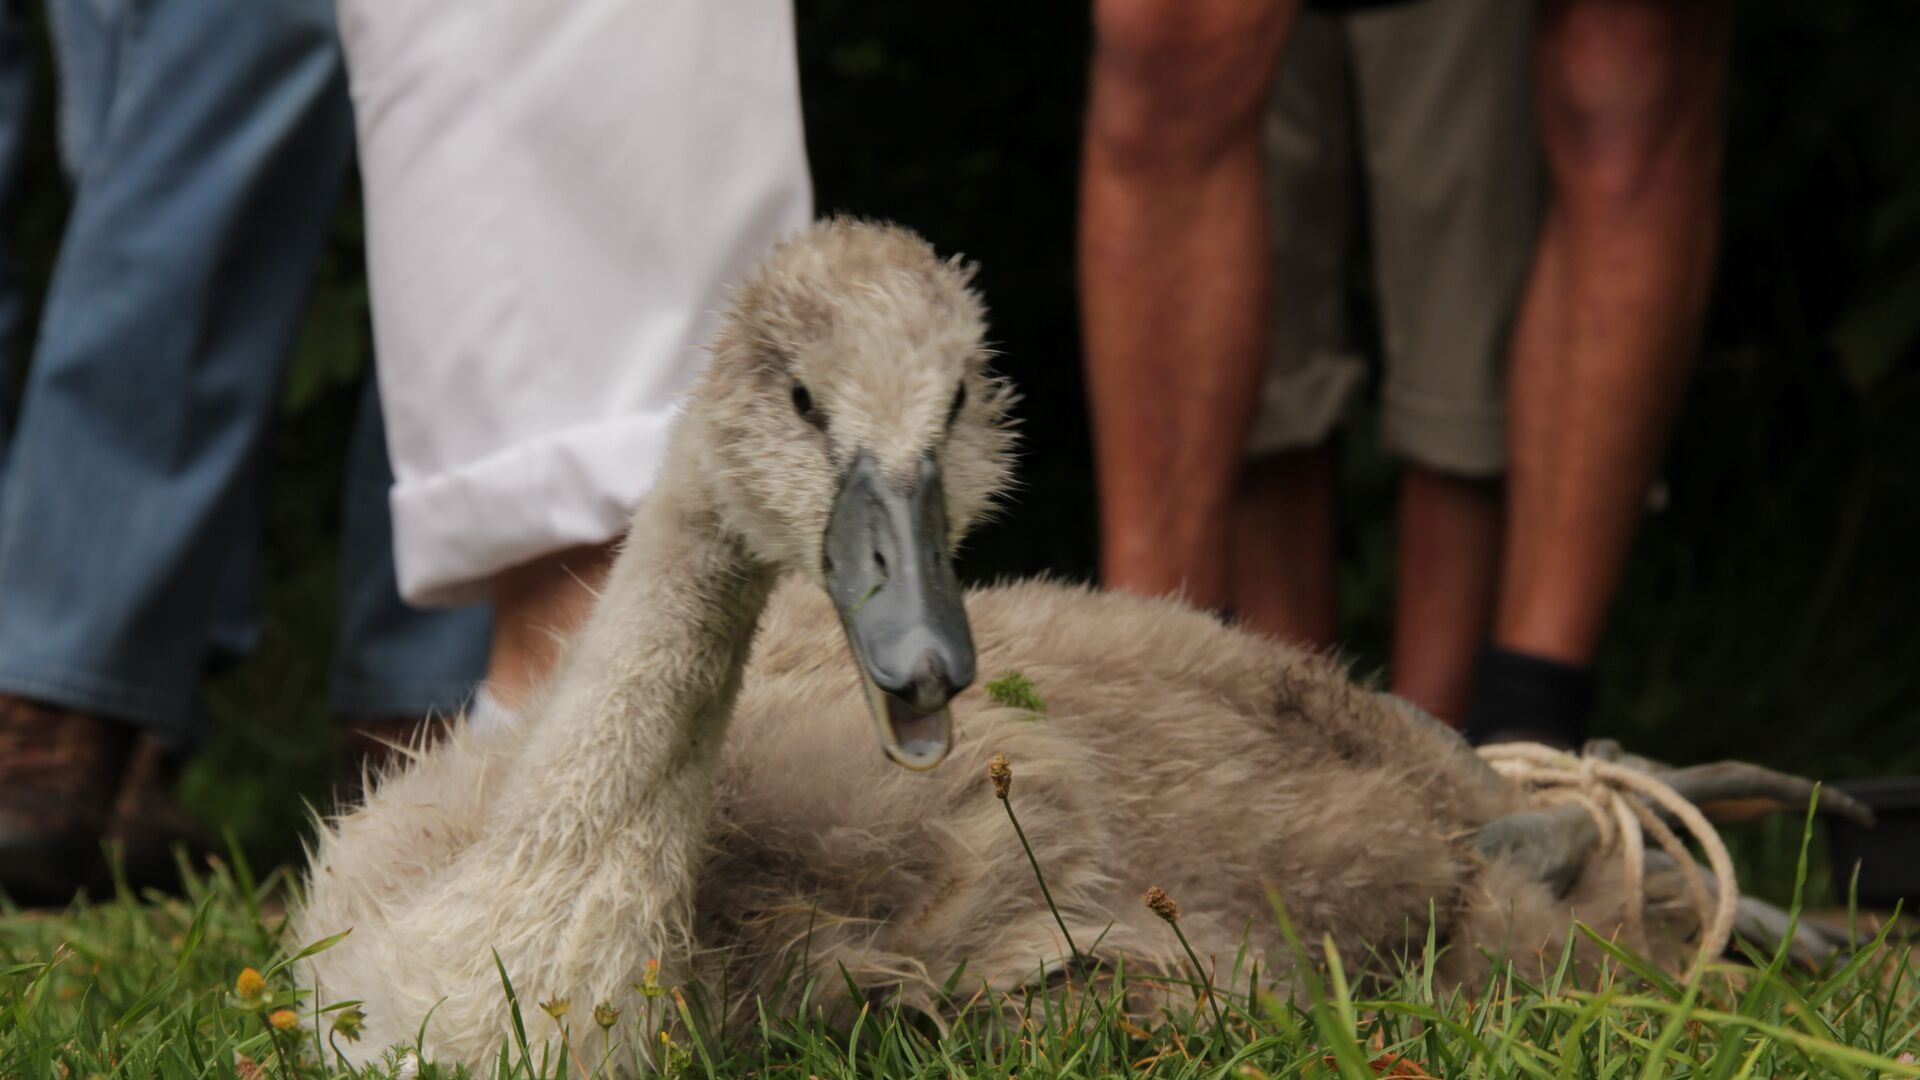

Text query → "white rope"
[1476,742,1740,981]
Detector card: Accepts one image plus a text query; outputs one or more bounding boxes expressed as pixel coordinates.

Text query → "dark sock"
[1464,646,1596,750]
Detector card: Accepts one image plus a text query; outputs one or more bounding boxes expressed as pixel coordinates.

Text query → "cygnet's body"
[296,221,1850,1069]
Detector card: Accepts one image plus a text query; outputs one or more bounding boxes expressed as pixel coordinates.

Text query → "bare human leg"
[1498,0,1730,665]
[1081,0,1302,611]
[486,541,620,711]
[1229,446,1339,648]
[1472,0,1730,744]
[1393,466,1502,723]
[1229,455,1499,726]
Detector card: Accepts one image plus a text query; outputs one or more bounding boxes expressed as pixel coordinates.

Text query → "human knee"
[1535,2,1727,205]
[1088,0,1292,166]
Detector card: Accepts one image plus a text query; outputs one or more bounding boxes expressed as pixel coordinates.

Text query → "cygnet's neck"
[500,445,776,839]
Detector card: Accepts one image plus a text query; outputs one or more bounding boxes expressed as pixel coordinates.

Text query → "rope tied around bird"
[1476,741,1740,980]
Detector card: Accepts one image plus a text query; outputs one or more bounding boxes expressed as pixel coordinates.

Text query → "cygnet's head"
[684,219,1017,770]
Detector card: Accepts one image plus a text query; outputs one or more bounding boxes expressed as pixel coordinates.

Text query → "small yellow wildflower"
[633,958,667,998]
[268,1008,299,1032]
[594,1001,620,1029]
[233,967,267,1005]
[539,997,571,1020]
[659,1028,694,1076]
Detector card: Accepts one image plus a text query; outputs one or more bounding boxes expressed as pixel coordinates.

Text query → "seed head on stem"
[988,751,1084,972]
[988,752,1012,799]
[331,1006,366,1043]
[1143,884,1227,1036]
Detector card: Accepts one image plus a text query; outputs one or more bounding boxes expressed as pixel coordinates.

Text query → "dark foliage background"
[4,2,1916,886]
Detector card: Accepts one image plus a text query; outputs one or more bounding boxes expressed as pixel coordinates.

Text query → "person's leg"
[0,0,31,469]
[1232,449,1340,645]
[485,543,618,712]
[0,0,353,746]
[339,0,810,707]
[1391,469,1501,720]
[1344,0,1541,722]
[331,376,490,783]
[1082,0,1303,610]
[0,0,138,907]
[1229,10,1361,649]
[1470,0,1730,745]
[0,0,352,899]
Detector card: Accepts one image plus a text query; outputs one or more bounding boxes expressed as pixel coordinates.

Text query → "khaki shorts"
[1247,0,1541,477]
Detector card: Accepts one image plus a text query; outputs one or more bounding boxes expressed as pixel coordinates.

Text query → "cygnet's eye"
[946,382,966,428]
[791,380,822,428]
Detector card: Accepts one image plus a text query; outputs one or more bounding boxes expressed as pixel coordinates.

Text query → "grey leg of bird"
[1651,762,1876,827]
[1658,851,1854,967]
[1730,895,1851,968]
[1472,803,1601,895]
[1581,738,1673,775]
[1582,744,1873,826]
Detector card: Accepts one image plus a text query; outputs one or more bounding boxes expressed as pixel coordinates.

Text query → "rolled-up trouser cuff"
[390,410,678,607]
[1246,350,1369,459]
[1381,379,1508,477]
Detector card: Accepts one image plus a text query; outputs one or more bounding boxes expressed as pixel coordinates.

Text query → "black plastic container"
[1825,777,1920,908]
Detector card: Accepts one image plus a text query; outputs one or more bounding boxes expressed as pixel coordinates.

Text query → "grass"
[3,808,1916,1079]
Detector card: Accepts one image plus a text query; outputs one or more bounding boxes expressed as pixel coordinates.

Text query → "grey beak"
[823,452,976,770]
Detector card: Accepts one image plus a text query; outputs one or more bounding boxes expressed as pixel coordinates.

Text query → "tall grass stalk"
[988,753,1086,971]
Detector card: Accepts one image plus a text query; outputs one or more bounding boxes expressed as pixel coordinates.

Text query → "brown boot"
[0,695,135,905]
[103,737,206,896]
[333,712,452,810]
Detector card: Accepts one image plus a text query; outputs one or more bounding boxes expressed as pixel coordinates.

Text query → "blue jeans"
[0,0,489,751]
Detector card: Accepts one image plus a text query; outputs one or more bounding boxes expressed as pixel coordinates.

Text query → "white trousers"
[339,0,813,605]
